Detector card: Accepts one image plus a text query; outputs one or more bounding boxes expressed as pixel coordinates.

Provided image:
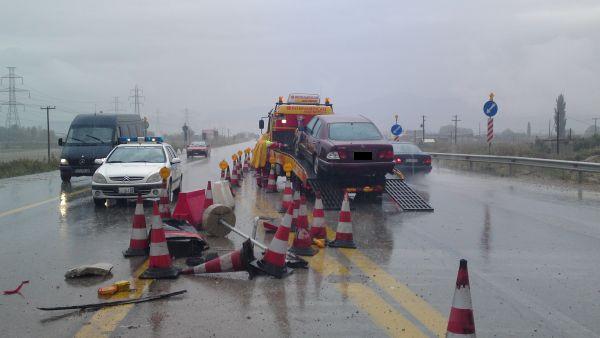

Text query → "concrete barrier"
[172,189,206,226]
[212,180,235,209]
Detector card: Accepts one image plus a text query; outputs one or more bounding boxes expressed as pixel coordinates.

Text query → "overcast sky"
[1,0,599,136]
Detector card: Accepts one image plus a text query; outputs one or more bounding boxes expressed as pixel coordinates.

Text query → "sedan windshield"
[66,126,114,144]
[328,122,382,141]
[107,146,165,163]
[190,141,206,146]
[392,143,423,154]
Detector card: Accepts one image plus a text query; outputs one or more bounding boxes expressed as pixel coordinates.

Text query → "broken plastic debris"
[65,263,113,278]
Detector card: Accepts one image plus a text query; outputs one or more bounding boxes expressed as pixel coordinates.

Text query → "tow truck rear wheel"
[61,173,71,183]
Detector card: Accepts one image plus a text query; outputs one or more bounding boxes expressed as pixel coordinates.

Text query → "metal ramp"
[385,178,434,212]
[307,179,345,210]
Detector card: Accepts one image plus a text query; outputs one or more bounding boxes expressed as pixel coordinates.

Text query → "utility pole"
[113,97,121,114]
[1,67,30,128]
[41,106,56,163]
[556,115,560,155]
[129,85,144,116]
[452,115,461,144]
[593,117,599,136]
[420,115,426,143]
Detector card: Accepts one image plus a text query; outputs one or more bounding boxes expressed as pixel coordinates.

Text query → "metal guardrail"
[429,153,600,176]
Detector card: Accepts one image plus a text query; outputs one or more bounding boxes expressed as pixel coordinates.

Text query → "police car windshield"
[107,146,165,163]
[66,126,113,144]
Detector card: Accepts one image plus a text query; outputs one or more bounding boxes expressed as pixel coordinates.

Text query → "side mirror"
[259,119,264,130]
[94,158,105,165]
[58,138,63,146]
[171,157,181,164]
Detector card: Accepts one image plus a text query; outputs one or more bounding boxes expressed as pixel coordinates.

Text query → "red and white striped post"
[487,117,494,154]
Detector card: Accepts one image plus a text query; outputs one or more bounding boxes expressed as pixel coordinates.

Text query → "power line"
[129,85,144,116]
[452,114,461,144]
[113,97,122,114]
[0,67,30,127]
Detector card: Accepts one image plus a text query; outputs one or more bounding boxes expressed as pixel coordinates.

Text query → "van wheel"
[93,198,105,207]
[61,173,71,183]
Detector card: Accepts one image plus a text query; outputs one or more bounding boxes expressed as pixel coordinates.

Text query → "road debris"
[3,280,29,295]
[65,263,113,278]
[38,290,187,311]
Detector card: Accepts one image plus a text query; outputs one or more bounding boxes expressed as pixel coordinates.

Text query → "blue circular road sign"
[483,100,498,117]
[391,123,403,136]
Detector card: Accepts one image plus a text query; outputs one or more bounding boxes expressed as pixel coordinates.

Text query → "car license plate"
[74,169,90,173]
[406,159,418,163]
[118,187,135,194]
[354,152,372,160]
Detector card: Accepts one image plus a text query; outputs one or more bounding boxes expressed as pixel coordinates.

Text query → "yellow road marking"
[75,260,152,338]
[0,187,90,219]
[303,247,350,277]
[337,283,427,338]
[339,248,447,337]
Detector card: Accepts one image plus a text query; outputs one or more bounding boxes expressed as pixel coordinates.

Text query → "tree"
[554,94,566,139]
[527,122,531,138]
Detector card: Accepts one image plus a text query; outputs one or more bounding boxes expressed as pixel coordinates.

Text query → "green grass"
[0,158,59,179]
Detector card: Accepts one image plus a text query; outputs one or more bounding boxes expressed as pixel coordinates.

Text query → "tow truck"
[252,94,433,211]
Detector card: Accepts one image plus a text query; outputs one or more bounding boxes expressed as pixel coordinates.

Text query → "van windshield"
[66,126,114,144]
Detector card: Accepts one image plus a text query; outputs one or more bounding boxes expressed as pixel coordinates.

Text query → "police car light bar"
[118,136,163,144]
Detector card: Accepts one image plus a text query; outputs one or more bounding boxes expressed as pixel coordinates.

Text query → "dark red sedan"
[294,115,394,181]
[186,141,210,158]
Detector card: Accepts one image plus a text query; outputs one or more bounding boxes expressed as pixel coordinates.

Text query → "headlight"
[92,172,107,183]
[60,158,69,165]
[147,172,161,183]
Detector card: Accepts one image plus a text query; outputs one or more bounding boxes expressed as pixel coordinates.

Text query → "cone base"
[310,228,327,240]
[289,246,318,256]
[328,239,357,249]
[250,259,293,279]
[139,266,180,279]
[123,247,149,257]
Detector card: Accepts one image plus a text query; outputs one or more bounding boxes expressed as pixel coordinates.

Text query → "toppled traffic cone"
[328,192,356,248]
[266,167,277,193]
[181,239,256,278]
[446,259,476,337]
[140,201,179,279]
[291,190,300,230]
[159,181,171,219]
[204,181,213,209]
[123,194,149,257]
[310,191,327,240]
[290,195,318,256]
[279,177,293,212]
[251,205,293,278]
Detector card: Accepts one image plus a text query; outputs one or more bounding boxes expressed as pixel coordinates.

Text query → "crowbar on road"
[37,290,187,311]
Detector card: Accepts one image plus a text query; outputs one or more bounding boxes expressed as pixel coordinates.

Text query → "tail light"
[394,157,403,164]
[423,156,432,165]
[326,150,347,160]
[377,150,394,160]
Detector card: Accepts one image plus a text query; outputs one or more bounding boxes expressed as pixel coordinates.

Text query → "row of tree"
[0,126,57,145]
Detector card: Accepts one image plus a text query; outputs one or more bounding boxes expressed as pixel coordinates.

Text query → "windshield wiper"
[68,137,85,143]
[85,134,105,143]
[131,160,149,162]
[107,160,123,163]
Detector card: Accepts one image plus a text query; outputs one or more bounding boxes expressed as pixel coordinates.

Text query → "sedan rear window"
[392,143,423,154]
[107,146,166,163]
[328,122,382,141]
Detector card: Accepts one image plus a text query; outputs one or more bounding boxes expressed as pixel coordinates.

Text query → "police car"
[91,137,183,206]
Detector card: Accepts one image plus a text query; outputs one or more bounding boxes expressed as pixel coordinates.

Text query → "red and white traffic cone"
[291,190,300,231]
[243,156,249,173]
[226,166,231,182]
[310,191,327,240]
[328,192,356,248]
[160,181,171,219]
[204,181,213,209]
[290,195,318,256]
[266,167,277,193]
[220,169,226,180]
[140,201,179,279]
[237,160,243,180]
[251,205,293,278]
[123,194,149,257]
[256,167,263,187]
[181,239,255,277]
[446,259,476,337]
[231,162,239,187]
[279,177,293,212]
[262,167,269,187]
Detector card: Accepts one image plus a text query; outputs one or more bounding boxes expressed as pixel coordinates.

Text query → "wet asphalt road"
[1,141,600,337]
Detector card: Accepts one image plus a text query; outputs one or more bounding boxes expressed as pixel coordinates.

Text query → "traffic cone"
[220,169,225,180]
[328,192,356,248]
[181,239,255,276]
[251,205,293,278]
[310,191,327,240]
[266,167,277,193]
[226,167,231,182]
[256,167,263,187]
[123,194,149,257]
[140,201,179,279]
[237,160,243,181]
[243,156,249,173]
[204,181,213,209]
[262,221,278,233]
[231,162,239,187]
[446,259,476,337]
[262,167,269,187]
[279,177,293,212]
[160,181,171,219]
[290,195,318,256]
[291,190,300,230]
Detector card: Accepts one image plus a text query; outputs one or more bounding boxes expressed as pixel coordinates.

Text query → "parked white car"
[91,137,183,206]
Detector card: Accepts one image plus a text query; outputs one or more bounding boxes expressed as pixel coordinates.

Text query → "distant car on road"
[91,137,183,206]
[294,115,394,181]
[186,141,210,158]
[392,142,432,174]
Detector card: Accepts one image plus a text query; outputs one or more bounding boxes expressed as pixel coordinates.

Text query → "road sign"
[483,100,498,117]
[390,124,403,136]
[487,118,494,143]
